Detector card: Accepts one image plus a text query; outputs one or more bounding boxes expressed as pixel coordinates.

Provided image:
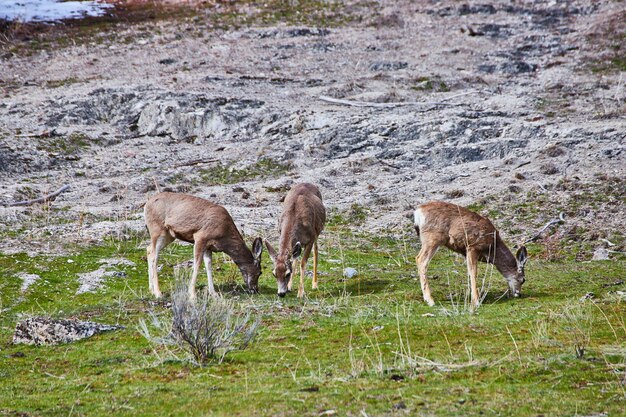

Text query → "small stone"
[580,292,595,301]
[158,58,177,65]
[592,248,609,261]
[368,61,408,71]
[393,401,407,410]
[343,267,357,278]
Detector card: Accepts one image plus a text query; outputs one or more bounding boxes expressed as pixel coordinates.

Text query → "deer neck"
[278,218,299,259]
[223,237,254,271]
[493,238,518,279]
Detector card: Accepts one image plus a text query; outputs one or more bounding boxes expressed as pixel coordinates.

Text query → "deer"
[264,183,326,298]
[144,192,263,299]
[414,201,528,309]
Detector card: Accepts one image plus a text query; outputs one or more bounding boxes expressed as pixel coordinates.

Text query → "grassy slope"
[0,226,624,417]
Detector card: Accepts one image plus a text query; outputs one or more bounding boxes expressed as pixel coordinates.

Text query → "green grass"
[35,132,92,154]
[0,229,624,416]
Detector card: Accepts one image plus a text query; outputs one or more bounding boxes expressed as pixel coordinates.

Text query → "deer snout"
[277,291,286,298]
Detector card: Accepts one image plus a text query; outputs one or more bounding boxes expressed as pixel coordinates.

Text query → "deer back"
[145,192,243,249]
[278,183,325,255]
[415,201,499,257]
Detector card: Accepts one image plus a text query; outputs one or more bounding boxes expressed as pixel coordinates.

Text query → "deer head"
[241,237,264,293]
[265,239,301,297]
[505,246,528,297]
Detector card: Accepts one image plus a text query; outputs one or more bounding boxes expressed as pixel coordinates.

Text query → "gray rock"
[368,61,408,71]
[580,292,595,301]
[343,267,358,278]
[592,248,610,261]
[13,317,123,345]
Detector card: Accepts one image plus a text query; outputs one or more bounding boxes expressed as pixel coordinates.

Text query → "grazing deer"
[144,192,263,298]
[414,201,528,308]
[265,183,326,298]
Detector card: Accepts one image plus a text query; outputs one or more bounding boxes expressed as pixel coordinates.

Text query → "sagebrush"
[140,280,259,365]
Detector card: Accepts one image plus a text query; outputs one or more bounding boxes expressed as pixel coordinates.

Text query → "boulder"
[13,317,123,345]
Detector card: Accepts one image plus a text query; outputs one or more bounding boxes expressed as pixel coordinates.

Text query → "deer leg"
[416,243,439,306]
[466,249,480,309]
[147,240,155,294]
[150,234,172,298]
[312,240,319,290]
[288,259,297,291]
[297,243,313,299]
[189,240,205,299]
[203,250,217,296]
[297,260,305,299]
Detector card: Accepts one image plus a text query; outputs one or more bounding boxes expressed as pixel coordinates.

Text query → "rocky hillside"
[0,0,624,256]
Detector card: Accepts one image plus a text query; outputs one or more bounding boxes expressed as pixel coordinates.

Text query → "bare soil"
[0,0,624,256]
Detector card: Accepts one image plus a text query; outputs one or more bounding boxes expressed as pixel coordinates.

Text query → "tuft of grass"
[45,77,81,89]
[35,132,92,154]
[411,76,451,92]
[327,204,370,228]
[199,158,291,185]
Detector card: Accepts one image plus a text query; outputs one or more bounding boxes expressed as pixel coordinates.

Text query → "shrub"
[140,280,259,365]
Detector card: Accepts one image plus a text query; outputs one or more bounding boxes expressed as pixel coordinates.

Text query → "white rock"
[17,272,40,293]
[343,267,357,278]
[592,248,610,261]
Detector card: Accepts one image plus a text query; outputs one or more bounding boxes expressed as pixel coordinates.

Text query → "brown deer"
[265,183,326,298]
[144,192,263,298]
[414,201,528,308]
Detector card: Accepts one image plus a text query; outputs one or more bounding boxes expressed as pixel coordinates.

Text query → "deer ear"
[264,239,277,263]
[292,242,302,259]
[252,237,263,259]
[516,246,528,267]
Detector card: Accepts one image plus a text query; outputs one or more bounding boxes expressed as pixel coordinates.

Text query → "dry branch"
[524,212,566,243]
[173,158,218,168]
[318,91,478,108]
[9,184,70,207]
